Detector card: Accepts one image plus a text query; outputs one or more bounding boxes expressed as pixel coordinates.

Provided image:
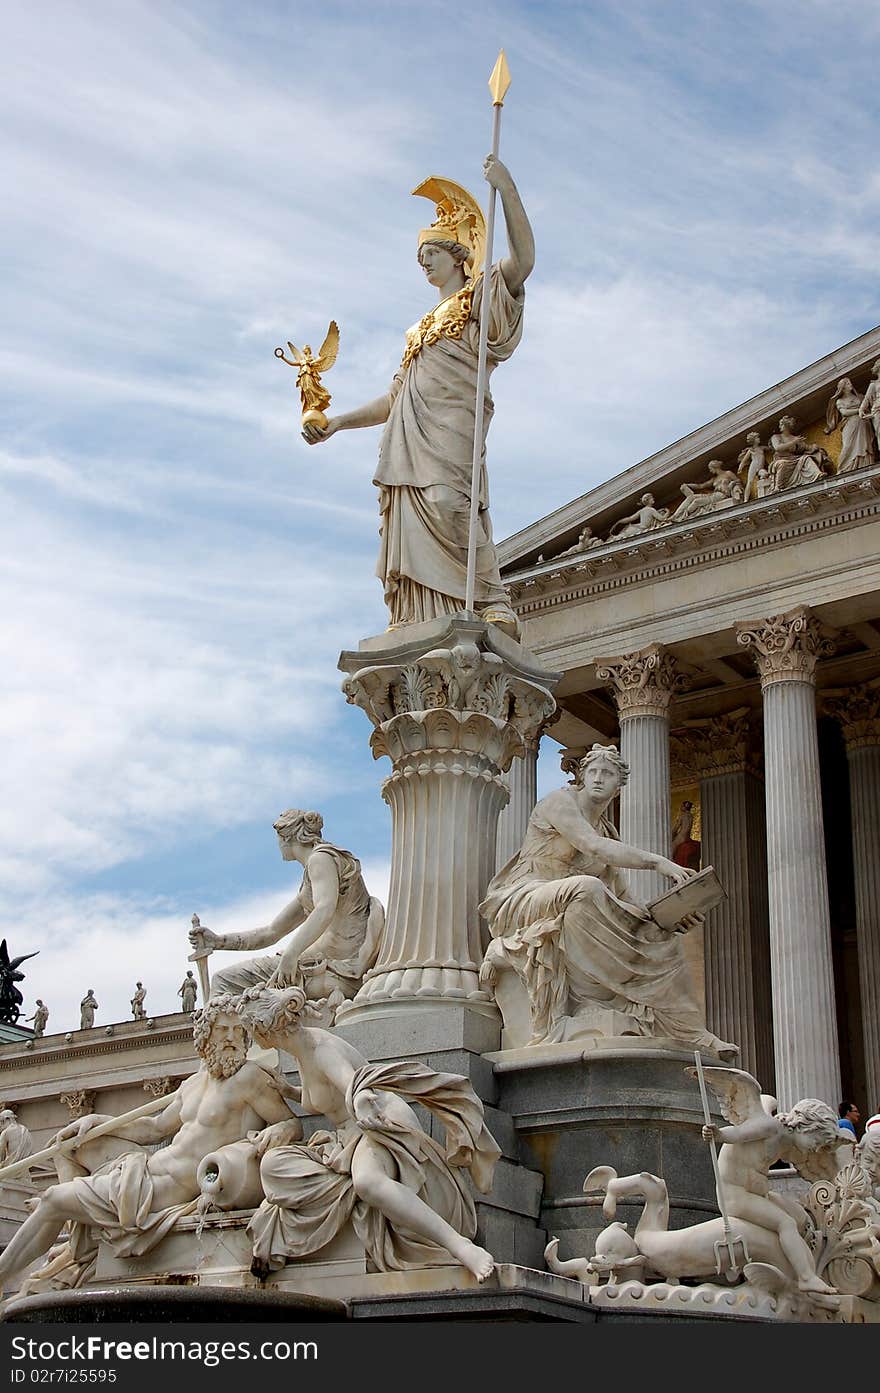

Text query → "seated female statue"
[479,744,737,1057]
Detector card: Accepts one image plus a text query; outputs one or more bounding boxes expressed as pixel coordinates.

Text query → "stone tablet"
[646,866,725,929]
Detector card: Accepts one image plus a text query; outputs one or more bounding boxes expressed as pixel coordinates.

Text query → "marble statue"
[859,358,880,456]
[25,999,48,1038]
[608,493,669,541]
[0,1110,33,1170]
[557,526,603,558]
[826,377,875,474]
[671,460,743,522]
[755,466,774,498]
[177,971,198,1014]
[696,1067,841,1294]
[769,416,830,490]
[300,157,533,635]
[478,744,737,1055]
[0,999,296,1289]
[737,432,769,500]
[191,809,384,1022]
[0,941,38,1026]
[547,1070,846,1300]
[130,982,147,1020]
[236,985,500,1283]
[79,990,98,1030]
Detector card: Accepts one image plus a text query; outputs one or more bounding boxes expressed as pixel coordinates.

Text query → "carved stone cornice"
[60,1089,95,1119]
[595,644,682,720]
[735,607,836,688]
[822,681,880,750]
[670,709,762,782]
[505,468,880,616]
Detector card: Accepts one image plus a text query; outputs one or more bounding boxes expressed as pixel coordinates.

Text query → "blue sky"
[3,0,880,1030]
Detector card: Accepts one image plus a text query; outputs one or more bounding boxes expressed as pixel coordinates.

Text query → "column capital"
[735,607,835,689]
[670,708,762,782]
[596,643,681,720]
[822,681,880,750]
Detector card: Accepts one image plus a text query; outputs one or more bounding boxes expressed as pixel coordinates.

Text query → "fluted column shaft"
[848,744,880,1107]
[824,682,880,1108]
[597,644,677,903]
[737,608,839,1107]
[339,618,558,1022]
[496,738,539,868]
[700,770,774,1085]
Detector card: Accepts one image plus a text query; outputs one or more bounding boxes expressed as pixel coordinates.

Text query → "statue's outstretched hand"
[302,419,340,446]
[53,1114,109,1147]
[653,856,694,885]
[189,925,219,951]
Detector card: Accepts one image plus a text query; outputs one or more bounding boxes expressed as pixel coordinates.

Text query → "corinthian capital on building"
[670,708,761,783]
[595,643,681,720]
[735,606,836,688]
[822,681,880,750]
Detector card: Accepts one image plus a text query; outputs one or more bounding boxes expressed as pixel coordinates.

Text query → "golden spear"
[465,50,512,615]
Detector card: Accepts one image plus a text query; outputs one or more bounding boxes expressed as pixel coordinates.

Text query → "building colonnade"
[496,606,880,1109]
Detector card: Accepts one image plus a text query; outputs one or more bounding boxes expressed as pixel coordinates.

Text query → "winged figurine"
[0,939,39,1025]
[684,1064,842,1294]
[275,321,340,429]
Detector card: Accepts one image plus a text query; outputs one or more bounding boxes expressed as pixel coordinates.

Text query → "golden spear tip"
[488,49,511,105]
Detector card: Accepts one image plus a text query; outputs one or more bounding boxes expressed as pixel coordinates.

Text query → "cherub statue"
[694,1066,841,1295]
[275,322,340,430]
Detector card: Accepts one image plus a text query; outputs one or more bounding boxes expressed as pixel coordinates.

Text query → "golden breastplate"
[399,284,474,372]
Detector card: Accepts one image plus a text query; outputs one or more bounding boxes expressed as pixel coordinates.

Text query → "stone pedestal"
[825,684,880,1109]
[736,607,840,1106]
[596,645,678,902]
[489,1045,720,1263]
[670,712,774,1086]
[338,617,558,1022]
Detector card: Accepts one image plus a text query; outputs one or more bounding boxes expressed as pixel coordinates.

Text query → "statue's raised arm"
[301,162,533,636]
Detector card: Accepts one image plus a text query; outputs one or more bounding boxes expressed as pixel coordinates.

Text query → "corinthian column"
[338,617,558,1022]
[824,682,880,1109]
[596,644,679,902]
[495,736,540,868]
[736,607,839,1107]
[670,713,773,1085]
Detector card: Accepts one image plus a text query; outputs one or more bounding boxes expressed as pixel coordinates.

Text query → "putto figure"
[300,160,534,634]
[189,809,384,1021]
[275,321,340,430]
[694,1067,842,1296]
[479,744,736,1055]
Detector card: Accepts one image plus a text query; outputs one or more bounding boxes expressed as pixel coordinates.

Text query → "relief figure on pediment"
[769,415,830,490]
[859,359,880,457]
[737,432,770,500]
[608,493,669,541]
[557,525,604,558]
[671,460,743,522]
[827,377,876,474]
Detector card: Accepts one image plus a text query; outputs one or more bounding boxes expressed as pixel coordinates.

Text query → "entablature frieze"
[506,468,880,618]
